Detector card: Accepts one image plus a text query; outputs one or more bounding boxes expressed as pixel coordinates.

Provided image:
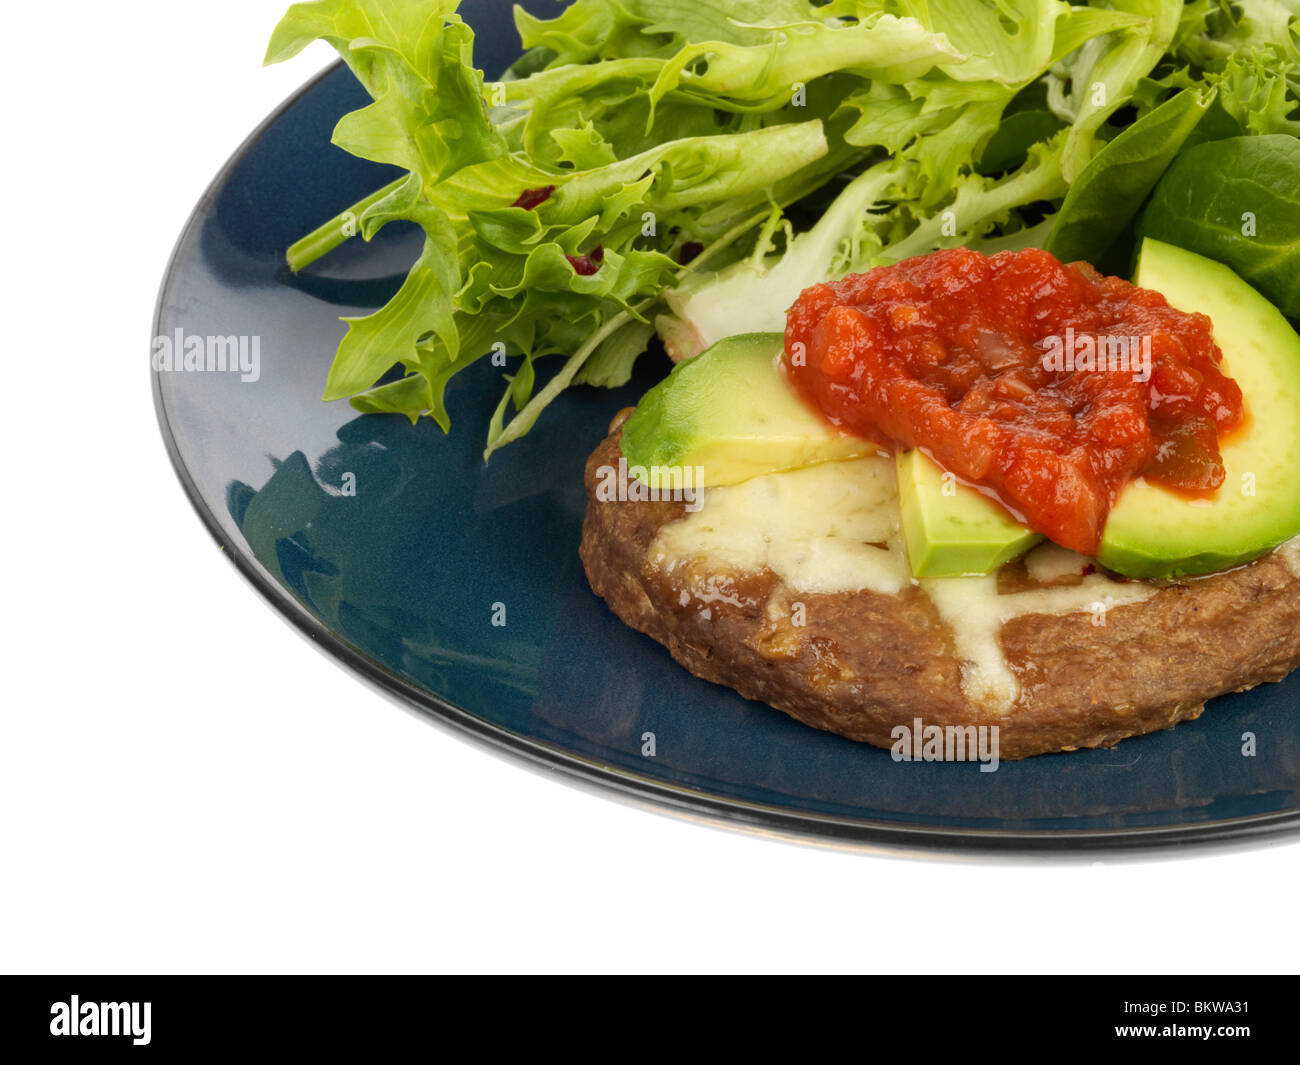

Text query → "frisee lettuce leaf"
[270,0,962,455]
[270,0,1300,455]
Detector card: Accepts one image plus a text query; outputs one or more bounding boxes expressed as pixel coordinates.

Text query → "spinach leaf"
[1137,134,1300,317]
[1180,98,1245,149]
[1045,86,1214,266]
[976,111,1066,176]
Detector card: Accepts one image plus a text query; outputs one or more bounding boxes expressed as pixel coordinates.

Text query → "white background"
[2,0,1296,975]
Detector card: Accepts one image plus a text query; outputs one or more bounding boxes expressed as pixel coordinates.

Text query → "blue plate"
[154,0,1300,852]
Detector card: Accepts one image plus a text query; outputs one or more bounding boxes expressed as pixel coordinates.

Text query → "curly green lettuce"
[269,0,1300,454]
[271,0,978,454]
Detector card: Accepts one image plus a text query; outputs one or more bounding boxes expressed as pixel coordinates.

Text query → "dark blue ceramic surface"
[154,0,1300,850]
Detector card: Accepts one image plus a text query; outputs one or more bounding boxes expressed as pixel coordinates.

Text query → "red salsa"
[784,248,1243,555]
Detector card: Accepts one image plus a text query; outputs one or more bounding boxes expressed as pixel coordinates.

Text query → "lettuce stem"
[285,178,404,272]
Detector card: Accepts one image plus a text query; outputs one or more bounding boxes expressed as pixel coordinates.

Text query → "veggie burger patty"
[581,416,1300,760]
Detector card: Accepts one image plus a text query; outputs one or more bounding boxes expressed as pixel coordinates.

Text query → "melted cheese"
[648,456,911,596]
[921,574,1152,714]
[1280,535,1300,579]
[1024,542,1091,583]
[648,456,1157,714]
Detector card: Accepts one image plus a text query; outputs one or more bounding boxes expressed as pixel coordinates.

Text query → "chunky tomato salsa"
[784,248,1243,555]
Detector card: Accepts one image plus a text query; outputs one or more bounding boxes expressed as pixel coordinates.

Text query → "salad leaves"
[1138,134,1300,316]
[269,0,1300,455]
[1045,84,1216,266]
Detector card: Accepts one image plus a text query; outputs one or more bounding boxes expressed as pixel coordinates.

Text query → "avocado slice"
[618,332,871,487]
[896,449,1042,577]
[1098,239,1300,579]
[621,330,1041,575]
[620,242,1300,581]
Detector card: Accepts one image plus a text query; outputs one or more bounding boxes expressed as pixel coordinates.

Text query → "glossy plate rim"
[152,61,1300,856]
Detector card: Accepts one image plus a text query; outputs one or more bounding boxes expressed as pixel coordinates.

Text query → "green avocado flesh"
[619,241,1300,580]
[1097,239,1300,578]
[896,449,1043,577]
[618,332,870,487]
